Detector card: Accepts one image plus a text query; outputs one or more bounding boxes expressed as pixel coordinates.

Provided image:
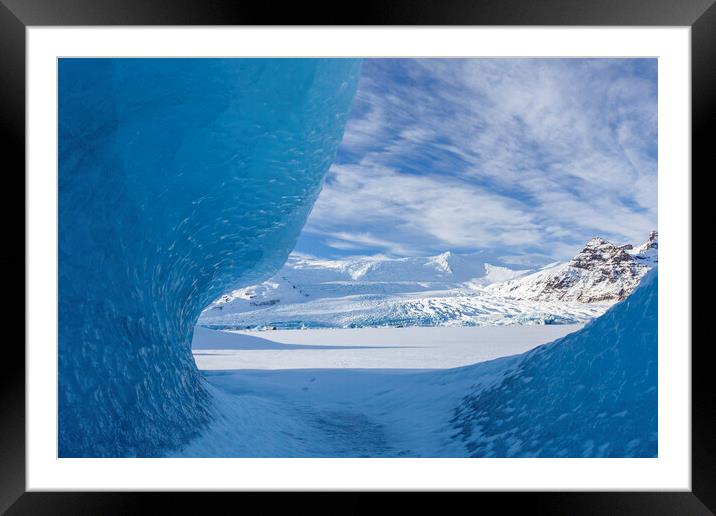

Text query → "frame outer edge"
[0,0,714,26]
[691,1,716,513]
[0,0,27,513]
[5,0,712,511]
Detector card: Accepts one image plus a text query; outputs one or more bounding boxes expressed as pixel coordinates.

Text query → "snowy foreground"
[173,266,655,458]
[179,326,560,457]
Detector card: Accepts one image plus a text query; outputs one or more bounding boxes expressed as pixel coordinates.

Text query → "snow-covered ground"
[174,268,657,458]
[179,324,579,457]
[172,364,516,457]
[192,324,581,370]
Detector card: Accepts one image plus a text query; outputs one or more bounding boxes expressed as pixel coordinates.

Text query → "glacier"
[195,238,659,331]
[58,58,361,457]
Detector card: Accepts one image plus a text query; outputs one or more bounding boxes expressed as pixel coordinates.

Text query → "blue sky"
[294,58,657,263]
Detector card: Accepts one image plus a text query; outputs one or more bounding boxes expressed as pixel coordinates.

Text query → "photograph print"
[58,57,657,458]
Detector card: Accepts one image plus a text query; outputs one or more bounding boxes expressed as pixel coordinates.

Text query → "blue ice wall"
[58,58,361,456]
[453,270,658,457]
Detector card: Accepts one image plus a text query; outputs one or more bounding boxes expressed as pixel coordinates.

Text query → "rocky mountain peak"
[636,230,658,251]
[489,232,658,304]
[630,231,658,266]
[585,236,609,247]
[570,237,634,270]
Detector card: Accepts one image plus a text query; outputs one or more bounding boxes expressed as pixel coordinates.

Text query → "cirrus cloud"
[296,58,657,261]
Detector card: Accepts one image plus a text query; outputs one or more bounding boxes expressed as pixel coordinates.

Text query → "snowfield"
[181,326,538,457]
[177,270,655,457]
[192,324,582,370]
[182,325,581,457]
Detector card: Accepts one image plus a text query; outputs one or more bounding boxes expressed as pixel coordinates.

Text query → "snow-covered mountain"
[270,250,531,284]
[198,232,657,330]
[487,231,658,303]
[631,230,659,267]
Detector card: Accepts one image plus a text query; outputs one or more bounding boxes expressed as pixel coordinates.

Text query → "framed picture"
[7,0,709,511]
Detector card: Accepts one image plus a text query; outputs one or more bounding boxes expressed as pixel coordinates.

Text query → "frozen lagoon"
[192,324,583,370]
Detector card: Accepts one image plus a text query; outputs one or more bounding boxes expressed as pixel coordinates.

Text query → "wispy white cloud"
[305,164,541,256]
[300,58,657,260]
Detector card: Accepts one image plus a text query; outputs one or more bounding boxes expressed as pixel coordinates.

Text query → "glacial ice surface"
[58,58,361,456]
[452,269,658,457]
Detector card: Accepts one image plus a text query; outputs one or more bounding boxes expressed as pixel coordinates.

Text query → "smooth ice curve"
[58,58,361,456]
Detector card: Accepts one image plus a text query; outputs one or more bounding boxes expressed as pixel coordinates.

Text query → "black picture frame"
[4,0,710,512]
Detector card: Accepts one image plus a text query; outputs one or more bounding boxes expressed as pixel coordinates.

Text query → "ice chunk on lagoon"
[58,58,361,457]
